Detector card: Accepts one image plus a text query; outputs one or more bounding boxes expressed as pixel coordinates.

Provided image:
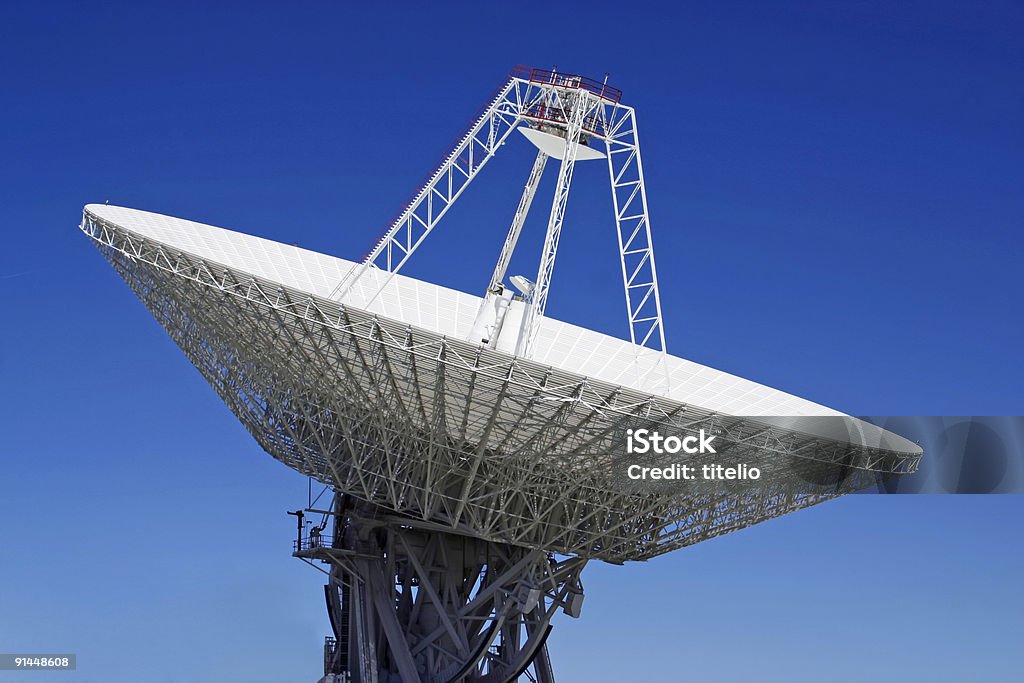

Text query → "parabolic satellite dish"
[83,66,921,683]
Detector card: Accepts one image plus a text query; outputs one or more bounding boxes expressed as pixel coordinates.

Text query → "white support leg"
[489,149,549,292]
[603,106,671,393]
[515,95,590,358]
[604,107,667,354]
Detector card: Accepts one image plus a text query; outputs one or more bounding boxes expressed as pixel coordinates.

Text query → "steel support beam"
[515,94,590,358]
[489,150,549,293]
[603,107,667,353]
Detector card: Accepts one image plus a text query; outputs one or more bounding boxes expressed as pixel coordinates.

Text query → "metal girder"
[602,106,667,354]
[330,74,554,304]
[489,149,548,293]
[329,66,671,364]
[515,91,593,358]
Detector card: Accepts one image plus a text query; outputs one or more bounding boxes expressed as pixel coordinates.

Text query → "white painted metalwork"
[603,106,667,354]
[329,66,670,363]
[82,200,921,681]
[329,74,537,303]
[81,203,925,440]
[516,90,594,357]
[489,150,548,293]
[81,204,922,566]
[517,126,606,161]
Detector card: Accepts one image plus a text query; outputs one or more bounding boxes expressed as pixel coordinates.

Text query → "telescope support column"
[299,493,587,683]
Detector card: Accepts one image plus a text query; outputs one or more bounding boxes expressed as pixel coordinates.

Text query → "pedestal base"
[301,494,587,683]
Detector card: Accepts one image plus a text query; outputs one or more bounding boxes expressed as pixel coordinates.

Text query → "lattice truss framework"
[331,67,668,359]
[83,213,920,564]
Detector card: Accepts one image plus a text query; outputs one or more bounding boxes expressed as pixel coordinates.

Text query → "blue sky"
[1,2,1021,681]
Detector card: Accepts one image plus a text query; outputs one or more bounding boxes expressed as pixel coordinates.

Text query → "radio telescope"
[82,66,921,683]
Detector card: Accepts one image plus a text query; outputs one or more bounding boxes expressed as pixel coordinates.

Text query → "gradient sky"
[1,2,1021,681]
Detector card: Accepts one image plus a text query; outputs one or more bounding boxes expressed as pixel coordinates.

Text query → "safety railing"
[294,535,333,552]
[510,64,622,103]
